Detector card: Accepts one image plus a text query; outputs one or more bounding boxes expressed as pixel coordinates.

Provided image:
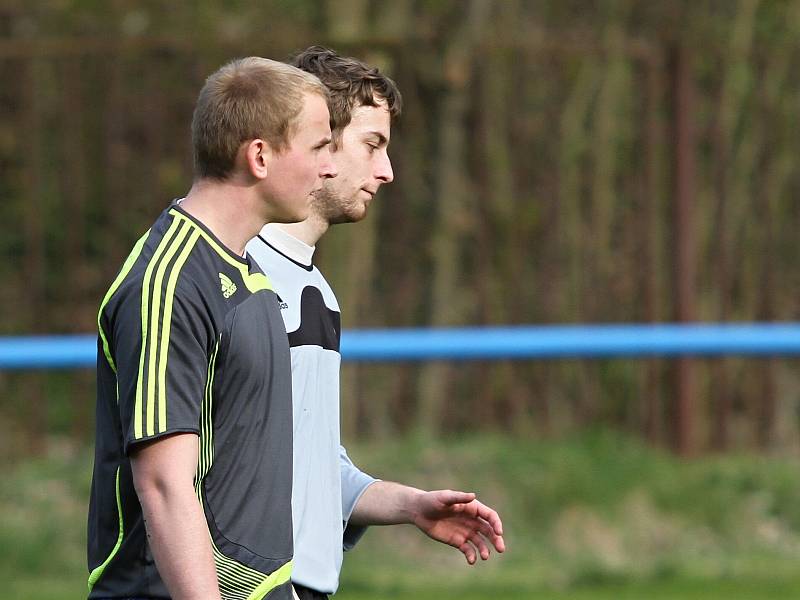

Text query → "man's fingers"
[449,521,501,561]
[459,540,477,565]
[469,530,491,561]
[445,495,504,537]
[475,516,494,536]
[473,500,504,536]
[437,489,476,507]
[473,516,505,553]
[476,516,506,552]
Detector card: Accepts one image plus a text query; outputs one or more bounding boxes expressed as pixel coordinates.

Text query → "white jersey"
[246,224,376,594]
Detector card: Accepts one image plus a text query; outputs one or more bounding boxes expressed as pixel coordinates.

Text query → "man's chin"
[330,207,367,225]
[271,207,310,225]
[354,201,371,221]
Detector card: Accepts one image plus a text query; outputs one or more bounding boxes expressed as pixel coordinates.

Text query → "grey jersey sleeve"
[340,444,378,550]
[112,280,212,454]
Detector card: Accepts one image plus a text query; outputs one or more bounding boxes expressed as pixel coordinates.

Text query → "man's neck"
[181,179,261,256]
[277,211,330,247]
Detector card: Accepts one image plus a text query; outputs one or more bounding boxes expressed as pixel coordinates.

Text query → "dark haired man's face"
[311,99,393,224]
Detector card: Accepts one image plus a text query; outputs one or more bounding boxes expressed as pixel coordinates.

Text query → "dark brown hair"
[292,46,402,148]
[192,56,327,180]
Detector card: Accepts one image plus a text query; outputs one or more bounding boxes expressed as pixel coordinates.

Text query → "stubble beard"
[310,185,366,226]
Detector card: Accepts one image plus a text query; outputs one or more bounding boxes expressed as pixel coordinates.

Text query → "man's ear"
[243,139,271,180]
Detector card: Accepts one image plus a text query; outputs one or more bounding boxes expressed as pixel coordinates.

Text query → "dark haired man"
[247,47,505,600]
[87,57,336,600]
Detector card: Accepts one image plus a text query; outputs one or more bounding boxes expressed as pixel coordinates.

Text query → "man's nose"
[319,148,337,179]
[375,151,393,183]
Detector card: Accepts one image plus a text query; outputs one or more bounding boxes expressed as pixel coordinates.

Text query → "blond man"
[87,57,336,600]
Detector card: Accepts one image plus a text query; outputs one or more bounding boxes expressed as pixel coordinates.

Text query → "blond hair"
[192,57,328,180]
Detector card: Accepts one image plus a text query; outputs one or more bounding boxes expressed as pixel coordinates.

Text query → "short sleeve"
[339,444,378,550]
[111,280,213,454]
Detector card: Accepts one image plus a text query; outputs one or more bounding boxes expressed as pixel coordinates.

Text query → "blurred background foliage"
[3,1,800,596]
[2,0,799,456]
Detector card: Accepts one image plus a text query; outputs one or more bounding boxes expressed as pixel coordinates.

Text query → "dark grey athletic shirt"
[87,206,294,600]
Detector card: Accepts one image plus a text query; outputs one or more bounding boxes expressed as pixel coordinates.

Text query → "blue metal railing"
[1,323,799,369]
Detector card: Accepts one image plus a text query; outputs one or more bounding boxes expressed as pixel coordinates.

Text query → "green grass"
[335,578,800,600]
[6,430,800,599]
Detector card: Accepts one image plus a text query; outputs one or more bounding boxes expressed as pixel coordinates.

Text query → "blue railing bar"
[1,324,800,369]
[0,334,97,369]
[341,324,800,361]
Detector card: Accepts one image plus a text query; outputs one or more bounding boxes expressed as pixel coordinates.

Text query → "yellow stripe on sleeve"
[145,222,190,437]
[134,218,182,440]
[157,229,200,433]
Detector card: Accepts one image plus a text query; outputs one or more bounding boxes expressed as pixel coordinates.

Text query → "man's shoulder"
[102,213,235,322]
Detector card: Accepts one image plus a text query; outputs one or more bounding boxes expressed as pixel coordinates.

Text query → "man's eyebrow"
[365,131,389,145]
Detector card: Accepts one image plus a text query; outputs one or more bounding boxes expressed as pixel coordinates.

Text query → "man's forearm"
[349,481,422,526]
[138,483,220,599]
[131,434,221,600]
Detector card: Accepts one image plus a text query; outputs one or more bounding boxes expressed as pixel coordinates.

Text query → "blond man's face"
[262,92,337,223]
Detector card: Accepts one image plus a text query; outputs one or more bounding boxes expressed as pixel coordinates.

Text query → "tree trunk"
[22,57,47,456]
[670,44,697,456]
[642,53,665,445]
[416,0,490,438]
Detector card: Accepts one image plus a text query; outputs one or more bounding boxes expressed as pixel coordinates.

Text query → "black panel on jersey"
[288,286,341,352]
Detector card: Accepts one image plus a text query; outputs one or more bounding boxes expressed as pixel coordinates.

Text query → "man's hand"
[411,489,505,564]
[350,482,505,565]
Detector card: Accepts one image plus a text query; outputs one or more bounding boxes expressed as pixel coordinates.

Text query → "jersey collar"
[257,223,315,267]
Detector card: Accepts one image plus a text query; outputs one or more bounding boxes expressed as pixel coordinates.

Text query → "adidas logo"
[219,272,237,299]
